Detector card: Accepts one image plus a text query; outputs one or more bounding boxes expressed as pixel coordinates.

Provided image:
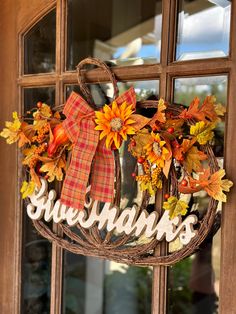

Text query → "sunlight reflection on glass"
[176,0,231,61]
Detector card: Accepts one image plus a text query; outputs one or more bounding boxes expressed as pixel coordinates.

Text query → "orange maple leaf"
[179,169,233,202]
[149,98,166,127]
[179,96,218,122]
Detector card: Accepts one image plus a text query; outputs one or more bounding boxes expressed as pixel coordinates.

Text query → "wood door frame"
[0,0,236,313]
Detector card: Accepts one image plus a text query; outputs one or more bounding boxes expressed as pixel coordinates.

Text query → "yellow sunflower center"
[110,117,123,132]
[153,142,162,157]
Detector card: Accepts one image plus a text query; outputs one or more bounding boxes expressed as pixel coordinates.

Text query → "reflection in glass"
[176,0,231,61]
[67,0,162,70]
[22,213,52,314]
[167,76,227,314]
[24,10,56,74]
[24,87,55,112]
[21,87,55,314]
[63,253,152,314]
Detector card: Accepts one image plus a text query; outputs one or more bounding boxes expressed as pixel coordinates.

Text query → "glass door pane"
[24,10,56,74]
[21,87,55,314]
[175,0,231,61]
[167,75,228,314]
[66,0,162,69]
[62,80,159,314]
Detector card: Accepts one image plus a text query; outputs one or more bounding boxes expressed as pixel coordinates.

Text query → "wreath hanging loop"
[76,57,119,108]
[0,57,233,266]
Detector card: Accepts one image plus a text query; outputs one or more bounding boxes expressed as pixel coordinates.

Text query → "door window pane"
[63,254,152,314]
[24,87,55,111]
[176,0,231,61]
[63,81,158,313]
[24,10,56,74]
[21,87,55,314]
[167,76,227,314]
[67,0,162,70]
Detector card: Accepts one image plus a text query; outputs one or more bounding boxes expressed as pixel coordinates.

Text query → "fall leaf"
[40,155,66,182]
[214,103,226,116]
[22,145,38,166]
[190,121,215,145]
[179,96,218,122]
[179,169,233,202]
[202,169,233,202]
[30,168,41,188]
[20,181,35,199]
[163,118,184,132]
[163,196,188,219]
[183,146,207,173]
[0,111,22,144]
[54,111,61,119]
[21,122,36,141]
[172,139,195,162]
[131,114,150,132]
[140,181,156,196]
[39,103,52,118]
[149,98,166,127]
[33,118,48,131]
[129,128,152,157]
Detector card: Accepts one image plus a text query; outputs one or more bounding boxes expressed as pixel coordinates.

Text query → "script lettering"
[27,179,198,246]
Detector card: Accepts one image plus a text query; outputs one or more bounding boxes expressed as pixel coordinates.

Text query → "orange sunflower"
[144,132,170,168]
[94,101,136,149]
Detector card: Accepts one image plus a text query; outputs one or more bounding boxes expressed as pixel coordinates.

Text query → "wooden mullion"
[18,74,57,87]
[152,1,172,314]
[167,59,231,76]
[49,2,64,314]
[219,1,236,313]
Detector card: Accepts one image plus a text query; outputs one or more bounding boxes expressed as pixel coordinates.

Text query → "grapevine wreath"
[0,58,233,266]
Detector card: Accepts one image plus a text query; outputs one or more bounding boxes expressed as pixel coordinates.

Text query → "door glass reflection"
[167,76,227,314]
[24,10,56,74]
[176,0,231,61]
[63,254,152,314]
[21,87,55,314]
[67,0,162,70]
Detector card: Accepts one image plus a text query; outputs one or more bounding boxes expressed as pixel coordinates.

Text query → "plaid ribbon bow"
[60,88,136,210]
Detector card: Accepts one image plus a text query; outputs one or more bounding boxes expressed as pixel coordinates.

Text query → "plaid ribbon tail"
[60,91,115,210]
[90,140,115,203]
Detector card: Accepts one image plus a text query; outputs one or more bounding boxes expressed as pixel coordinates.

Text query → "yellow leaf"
[20,181,35,199]
[40,155,66,182]
[22,145,38,166]
[0,111,22,144]
[140,181,156,196]
[183,146,207,173]
[163,196,188,219]
[190,121,215,145]
[40,104,52,118]
[33,119,48,131]
[214,103,226,116]
[0,128,19,144]
[204,169,233,202]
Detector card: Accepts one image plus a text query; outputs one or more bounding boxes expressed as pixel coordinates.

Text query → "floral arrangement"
[0,92,233,219]
[0,102,70,198]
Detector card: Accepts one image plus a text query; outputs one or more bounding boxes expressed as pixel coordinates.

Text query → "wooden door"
[0,1,236,313]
